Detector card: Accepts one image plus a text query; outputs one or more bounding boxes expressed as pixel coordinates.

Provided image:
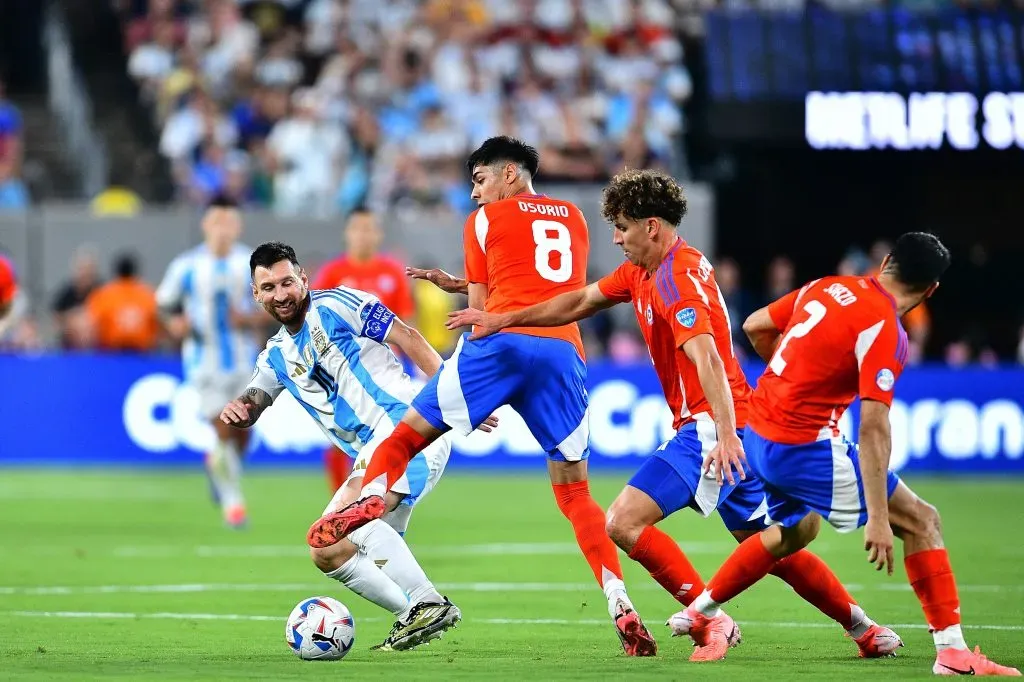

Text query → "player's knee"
[914,499,943,543]
[604,498,643,547]
[310,542,354,574]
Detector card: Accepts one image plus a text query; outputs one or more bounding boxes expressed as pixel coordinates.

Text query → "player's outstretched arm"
[859,399,895,575]
[220,388,273,429]
[742,306,782,363]
[683,334,746,486]
[385,317,443,377]
[446,283,614,340]
[406,266,469,295]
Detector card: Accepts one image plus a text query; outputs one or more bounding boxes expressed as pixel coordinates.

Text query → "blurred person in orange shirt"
[312,208,417,493]
[86,253,161,352]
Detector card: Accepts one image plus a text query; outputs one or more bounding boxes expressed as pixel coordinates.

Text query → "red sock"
[628,525,705,605]
[706,534,779,604]
[552,481,623,586]
[905,548,961,631]
[360,422,431,494]
[771,550,859,629]
[324,446,352,493]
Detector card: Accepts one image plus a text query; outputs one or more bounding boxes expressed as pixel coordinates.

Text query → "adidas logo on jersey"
[291,363,307,377]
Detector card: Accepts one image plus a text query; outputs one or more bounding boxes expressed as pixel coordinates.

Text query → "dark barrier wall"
[1,354,1021,473]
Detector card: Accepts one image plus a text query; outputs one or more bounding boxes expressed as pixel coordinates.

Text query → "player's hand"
[220,399,252,427]
[166,314,191,341]
[406,267,466,294]
[476,414,500,433]
[446,308,506,340]
[702,431,746,486]
[864,516,895,575]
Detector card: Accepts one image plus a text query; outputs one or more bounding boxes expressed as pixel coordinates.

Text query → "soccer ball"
[285,596,355,661]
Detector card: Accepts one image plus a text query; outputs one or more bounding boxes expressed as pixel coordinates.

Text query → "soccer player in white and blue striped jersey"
[220,241,477,651]
[156,196,267,528]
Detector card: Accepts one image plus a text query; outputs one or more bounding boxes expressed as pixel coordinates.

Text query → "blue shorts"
[628,422,770,532]
[743,426,902,532]
[412,333,589,461]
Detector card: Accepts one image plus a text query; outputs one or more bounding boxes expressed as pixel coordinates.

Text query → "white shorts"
[322,421,452,534]
[192,371,253,420]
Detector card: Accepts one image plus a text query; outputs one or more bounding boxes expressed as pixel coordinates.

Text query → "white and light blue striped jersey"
[246,287,419,454]
[156,244,258,379]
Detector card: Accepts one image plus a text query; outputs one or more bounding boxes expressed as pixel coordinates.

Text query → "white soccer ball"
[285,596,355,661]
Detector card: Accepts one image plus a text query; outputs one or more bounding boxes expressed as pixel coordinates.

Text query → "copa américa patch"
[675,307,696,328]
[875,368,895,392]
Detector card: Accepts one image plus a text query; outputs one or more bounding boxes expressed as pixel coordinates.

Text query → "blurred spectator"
[763,255,796,304]
[0,78,28,212]
[85,253,161,353]
[52,246,103,349]
[715,256,754,359]
[91,184,144,217]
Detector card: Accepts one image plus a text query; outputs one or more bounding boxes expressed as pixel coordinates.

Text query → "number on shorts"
[531,220,573,283]
[768,300,827,375]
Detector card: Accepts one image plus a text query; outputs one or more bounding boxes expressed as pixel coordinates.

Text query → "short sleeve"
[767,288,802,331]
[597,262,634,303]
[317,287,396,344]
[463,208,488,284]
[155,255,190,310]
[857,317,906,407]
[662,267,715,349]
[247,349,286,400]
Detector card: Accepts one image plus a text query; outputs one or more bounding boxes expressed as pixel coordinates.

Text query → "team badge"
[876,368,895,391]
[645,304,653,325]
[366,320,384,338]
[302,345,315,367]
[675,307,697,328]
[312,327,331,356]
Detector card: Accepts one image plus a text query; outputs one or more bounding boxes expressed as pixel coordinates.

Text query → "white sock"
[602,575,630,618]
[845,604,875,639]
[326,552,409,617]
[219,440,244,510]
[349,520,442,621]
[933,624,967,652]
[692,590,722,618]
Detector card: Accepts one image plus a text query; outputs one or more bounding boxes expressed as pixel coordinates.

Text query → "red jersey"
[312,254,414,320]
[749,275,910,444]
[464,194,588,358]
[0,254,17,307]
[598,238,750,431]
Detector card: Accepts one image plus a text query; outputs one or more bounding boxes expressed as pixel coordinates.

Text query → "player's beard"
[267,293,306,326]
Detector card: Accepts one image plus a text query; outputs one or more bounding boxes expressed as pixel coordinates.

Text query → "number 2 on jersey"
[531,220,572,283]
[768,300,827,375]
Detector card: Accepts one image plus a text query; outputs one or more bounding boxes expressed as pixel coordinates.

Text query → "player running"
[220,241,477,651]
[307,136,659,656]
[447,168,902,660]
[156,195,266,528]
[670,233,1020,675]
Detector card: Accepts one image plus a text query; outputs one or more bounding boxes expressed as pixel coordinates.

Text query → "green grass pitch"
[0,470,1021,680]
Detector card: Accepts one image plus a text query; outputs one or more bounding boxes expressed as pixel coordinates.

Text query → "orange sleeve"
[596,262,634,303]
[767,288,803,331]
[662,267,714,350]
[311,260,341,289]
[463,209,488,284]
[858,318,905,407]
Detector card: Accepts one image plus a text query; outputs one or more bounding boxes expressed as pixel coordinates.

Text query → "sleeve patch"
[675,307,697,328]
[361,301,395,342]
[875,368,895,391]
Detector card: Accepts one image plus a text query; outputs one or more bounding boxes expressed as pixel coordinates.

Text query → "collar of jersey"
[868,276,897,310]
[643,237,684,279]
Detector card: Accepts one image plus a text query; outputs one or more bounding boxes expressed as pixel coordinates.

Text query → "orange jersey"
[312,254,415,320]
[749,276,909,444]
[598,238,750,430]
[0,254,16,307]
[464,194,588,358]
[86,279,161,352]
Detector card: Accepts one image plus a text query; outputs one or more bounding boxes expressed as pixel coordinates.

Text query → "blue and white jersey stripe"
[246,287,420,451]
[156,244,257,379]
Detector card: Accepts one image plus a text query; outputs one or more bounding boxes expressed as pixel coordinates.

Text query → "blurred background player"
[312,208,416,494]
[222,241,471,650]
[449,169,902,659]
[308,136,658,657]
[0,248,22,337]
[156,195,266,528]
[85,252,161,353]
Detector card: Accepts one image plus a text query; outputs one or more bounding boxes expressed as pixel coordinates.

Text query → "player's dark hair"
[466,136,540,178]
[207,193,238,210]
[882,232,951,292]
[114,252,139,279]
[250,241,300,276]
[601,168,688,227]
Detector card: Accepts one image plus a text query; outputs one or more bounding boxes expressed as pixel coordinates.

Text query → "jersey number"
[311,364,338,396]
[768,300,827,375]
[531,220,572,283]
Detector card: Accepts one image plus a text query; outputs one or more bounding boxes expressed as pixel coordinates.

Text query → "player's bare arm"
[406,266,469,295]
[386,317,444,377]
[742,306,783,363]
[158,303,191,341]
[220,387,273,428]
[682,333,746,486]
[447,283,614,340]
[860,398,896,575]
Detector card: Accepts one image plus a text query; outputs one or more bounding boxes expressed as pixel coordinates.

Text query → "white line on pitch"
[4,611,1024,632]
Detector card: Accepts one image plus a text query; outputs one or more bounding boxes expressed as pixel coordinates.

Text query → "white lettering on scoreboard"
[805,91,1024,150]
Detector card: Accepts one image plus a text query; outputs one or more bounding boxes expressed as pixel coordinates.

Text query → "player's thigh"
[411,333,523,436]
[512,337,590,463]
[623,454,697,520]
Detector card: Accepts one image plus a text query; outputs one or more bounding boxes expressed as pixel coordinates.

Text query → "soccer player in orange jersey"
[669,233,1020,675]
[447,169,902,660]
[307,136,658,656]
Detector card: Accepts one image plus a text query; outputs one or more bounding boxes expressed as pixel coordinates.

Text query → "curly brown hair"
[601,169,688,227]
